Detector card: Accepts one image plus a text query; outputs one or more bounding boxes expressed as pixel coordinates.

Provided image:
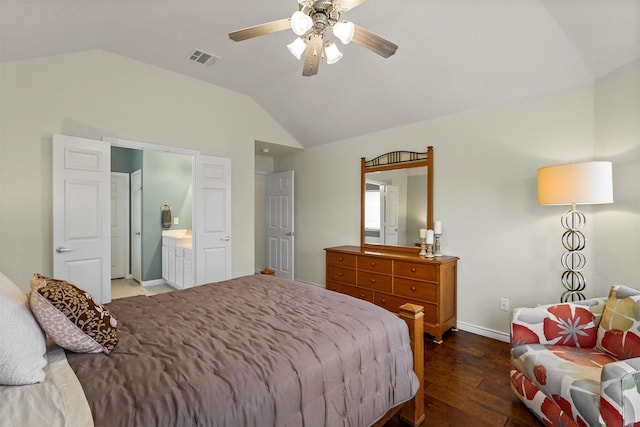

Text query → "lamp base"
[559,207,587,302]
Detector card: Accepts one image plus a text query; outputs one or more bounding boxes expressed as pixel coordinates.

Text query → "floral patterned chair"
[510,285,640,427]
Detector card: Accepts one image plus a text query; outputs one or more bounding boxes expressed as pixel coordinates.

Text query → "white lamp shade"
[287,38,307,60]
[324,42,343,64]
[332,21,355,44]
[291,11,313,36]
[537,161,613,205]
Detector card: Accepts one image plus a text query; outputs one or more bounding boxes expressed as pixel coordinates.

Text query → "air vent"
[187,49,220,66]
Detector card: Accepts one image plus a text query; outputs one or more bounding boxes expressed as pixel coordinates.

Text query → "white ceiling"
[1,0,639,148]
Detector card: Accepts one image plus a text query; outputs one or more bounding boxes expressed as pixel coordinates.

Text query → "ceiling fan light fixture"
[332,21,355,44]
[291,11,313,36]
[324,41,343,64]
[287,37,307,60]
[297,0,314,6]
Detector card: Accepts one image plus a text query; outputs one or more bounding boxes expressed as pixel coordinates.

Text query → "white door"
[266,171,294,279]
[194,155,231,285]
[131,169,142,283]
[53,134,111,303]
[384,185,399,246]
[110,172,130,279]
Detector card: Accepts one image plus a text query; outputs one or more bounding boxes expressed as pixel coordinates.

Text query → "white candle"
[419,228,427,239]
[434,220,442,235]
[426,229,434,244]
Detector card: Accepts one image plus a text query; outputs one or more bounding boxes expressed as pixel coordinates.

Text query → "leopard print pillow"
[29,274,118,354]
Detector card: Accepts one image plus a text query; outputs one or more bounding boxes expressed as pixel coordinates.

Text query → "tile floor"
[111,278,175,299]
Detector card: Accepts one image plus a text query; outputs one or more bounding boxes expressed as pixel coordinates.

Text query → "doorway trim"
[105,137,200,157]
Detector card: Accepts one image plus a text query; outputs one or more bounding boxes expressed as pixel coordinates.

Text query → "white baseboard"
[140,279,167,288]
[456,321,510,343]
[124,273,133,279]
[296,279,324,288]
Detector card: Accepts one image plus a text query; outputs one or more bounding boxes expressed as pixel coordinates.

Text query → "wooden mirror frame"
[360,146,433,253]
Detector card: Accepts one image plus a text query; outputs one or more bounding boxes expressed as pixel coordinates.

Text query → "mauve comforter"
[66,275,419,427]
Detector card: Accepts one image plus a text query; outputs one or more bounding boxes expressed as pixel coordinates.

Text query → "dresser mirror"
[360,147,433,252]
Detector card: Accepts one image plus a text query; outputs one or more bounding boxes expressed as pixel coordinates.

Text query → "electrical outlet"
[173,217,179,225]
[500,298,509,311]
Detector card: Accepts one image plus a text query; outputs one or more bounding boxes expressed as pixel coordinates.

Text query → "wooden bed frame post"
[399,303,425,426]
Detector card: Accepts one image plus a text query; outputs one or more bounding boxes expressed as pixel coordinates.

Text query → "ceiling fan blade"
[302,36,323,77]
[229,18,291,42]
[352,24,398,58]
[334,0,368,12]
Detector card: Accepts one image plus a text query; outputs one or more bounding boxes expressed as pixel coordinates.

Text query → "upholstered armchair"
[510,285,640,427]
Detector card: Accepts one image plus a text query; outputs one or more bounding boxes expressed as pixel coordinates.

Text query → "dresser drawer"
[357,256,392,274]
[395,261,437,281]
[327,266,356,285]
[373,292,436,324]
[394,277,437,302]
[330,282,373,303]
[326,281,342,292]
[326,252,357,268]
[357,271,392,293]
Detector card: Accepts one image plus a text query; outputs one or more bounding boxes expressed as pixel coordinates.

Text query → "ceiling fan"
[228,0,398,77]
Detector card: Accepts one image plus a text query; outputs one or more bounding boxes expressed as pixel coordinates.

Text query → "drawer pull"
[360,294,366,299]
[380,299,386,303]
[370,262,376,266]
[411,268,417,273]
[370,279,376,284]
[411,286,417,291]
[338,257,344,261]
[338,272,344,277]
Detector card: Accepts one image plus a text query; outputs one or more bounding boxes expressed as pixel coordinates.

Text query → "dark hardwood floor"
[385,330,542,427]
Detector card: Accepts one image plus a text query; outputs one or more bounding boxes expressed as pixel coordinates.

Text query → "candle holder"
[419,237,427,257]
[425,243,435,258]
[434,233,442,257]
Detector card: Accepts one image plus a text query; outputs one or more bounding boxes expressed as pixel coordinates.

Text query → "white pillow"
[0,272,47,385]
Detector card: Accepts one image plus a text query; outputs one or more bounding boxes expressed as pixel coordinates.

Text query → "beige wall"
[0,50,301,291]
[277,59,640,337]
[592,59,640,294]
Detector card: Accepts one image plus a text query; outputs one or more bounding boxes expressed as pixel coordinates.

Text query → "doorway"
[254,141,302,279]
[53,134,232,304]
[265,171,294,279]
[110,146,194,287]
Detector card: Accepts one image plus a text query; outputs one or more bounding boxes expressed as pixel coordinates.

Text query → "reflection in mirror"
[364,167,427,246]
[360,147,433,251]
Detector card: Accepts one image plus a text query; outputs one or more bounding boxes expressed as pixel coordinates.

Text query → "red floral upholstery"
[511,293,640,427]
[597,285,640,360]
[511,302,601,348]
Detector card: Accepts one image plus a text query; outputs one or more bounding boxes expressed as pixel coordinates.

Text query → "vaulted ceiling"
[1,0,639,147]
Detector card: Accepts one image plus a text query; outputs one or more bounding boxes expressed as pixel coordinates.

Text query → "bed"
[0,273,424,427]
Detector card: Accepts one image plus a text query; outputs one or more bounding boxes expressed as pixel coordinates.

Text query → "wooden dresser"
[325,245,458,343]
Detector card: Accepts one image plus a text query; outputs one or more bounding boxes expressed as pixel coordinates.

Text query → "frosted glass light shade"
[333,21,355,44]
[291,11,313,36]
[287,37,307,60]
[537,161,613,205]
[324,42,343,64]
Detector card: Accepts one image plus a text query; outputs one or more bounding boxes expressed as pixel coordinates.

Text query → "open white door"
[131,170,142,283]
[266,171,294,279]
[194,155,231,285]
[110,172,130,279]
[384,185,399,246]
[53,134,111,303]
